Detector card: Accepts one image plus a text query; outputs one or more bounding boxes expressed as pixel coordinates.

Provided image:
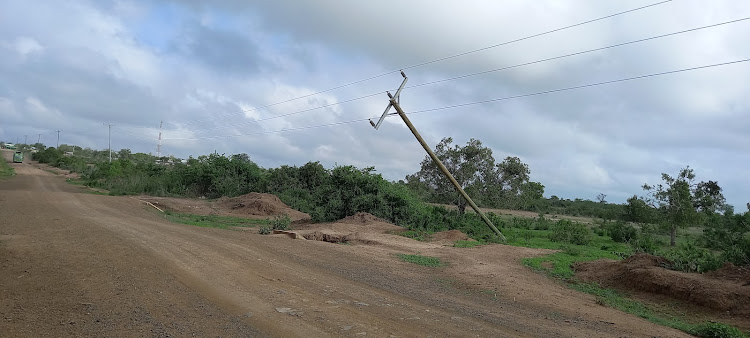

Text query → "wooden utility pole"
[372,71,506,242]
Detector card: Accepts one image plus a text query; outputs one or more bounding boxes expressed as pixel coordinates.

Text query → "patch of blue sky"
[129,2,188,52]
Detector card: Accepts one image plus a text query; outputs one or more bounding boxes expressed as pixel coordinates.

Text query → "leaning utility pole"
[371,71,506,242]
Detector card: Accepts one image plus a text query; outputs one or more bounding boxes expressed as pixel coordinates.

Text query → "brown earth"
[574,253,750,329]
[429,229,473,243]
[0,150,692,337]
[139,192,312,224]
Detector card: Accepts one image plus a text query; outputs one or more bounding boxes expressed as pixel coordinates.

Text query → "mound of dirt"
[706,263,750,284]
[303,231,352,243]
[574,253,750,316]
[340,212,387,225]
[429,230,472,242]
[219,193,310,222]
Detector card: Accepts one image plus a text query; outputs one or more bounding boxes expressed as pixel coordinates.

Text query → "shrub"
[271,214,291,230]
[549,220,592,245]
[689,322,746,338]
[606,221,639,243]
[258,225,273,235]
[630,225,664,255]
[561,245,583,256]
[662,242,724,273]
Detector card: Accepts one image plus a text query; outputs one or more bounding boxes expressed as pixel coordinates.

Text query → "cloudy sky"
[1,0,749,207]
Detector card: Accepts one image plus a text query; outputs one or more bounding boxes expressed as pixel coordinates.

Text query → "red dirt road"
[0,153,689,337]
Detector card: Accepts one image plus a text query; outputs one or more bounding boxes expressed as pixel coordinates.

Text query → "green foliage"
[0,157,14,178]
[270,214,291,231]
[405,137,543,212]
[605,221,639,243]
[702,211,750,267]
[630,232,663,255]
[454,240,482,248]
[689,322,747,338]
[642,166,726,246]
[164,212,269,230]
[258,225,273,235]
[662,242,724,273]
[396,254,444,267]
[400,230,430,241]
[534,195,627,220]
[549,219,593,245]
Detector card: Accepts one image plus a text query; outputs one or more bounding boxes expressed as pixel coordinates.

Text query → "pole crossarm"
[374,71,506,242]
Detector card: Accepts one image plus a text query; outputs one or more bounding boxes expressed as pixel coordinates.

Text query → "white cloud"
[1,0,749,207]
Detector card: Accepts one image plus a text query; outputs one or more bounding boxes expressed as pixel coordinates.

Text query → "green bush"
[271,214,291,230]
[630,226,664,255]
[258,225,273,235]
[689,322,746,338]
[549,220,592,245]
[606,221,639,243]
[662,242,724,273]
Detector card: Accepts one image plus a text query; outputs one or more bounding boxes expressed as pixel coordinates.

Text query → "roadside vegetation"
[0,156,14,178]
[26,140,750,336]
[164,211,270,230]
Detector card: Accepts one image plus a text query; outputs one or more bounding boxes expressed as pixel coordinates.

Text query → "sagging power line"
[168,16,749,136]
[170,0,672,128]
[162,57,750,141]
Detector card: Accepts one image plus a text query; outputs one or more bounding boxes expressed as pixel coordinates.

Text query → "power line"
[171,0,671,127]
[163,57,750,141]
[167,16,749,135]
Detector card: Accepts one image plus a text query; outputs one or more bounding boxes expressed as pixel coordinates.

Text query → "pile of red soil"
[340,212,387,225]
[574,253,750,316]
[219,193,310,222]
[429,230,472,242]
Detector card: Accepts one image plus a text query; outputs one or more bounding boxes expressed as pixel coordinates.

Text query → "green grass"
[511,227,747,337]
[64,178,109,195]
[454,240,482,248]
[399,229,431,241]
[397,253,444,267]
[0,158,14,178]
[164,211,270,230]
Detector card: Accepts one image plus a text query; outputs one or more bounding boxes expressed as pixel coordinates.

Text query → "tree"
[625,195,655,223]
[642,166,725,246]
[117,148,132,160]
[596,193,607,203]
[405,137,539,213]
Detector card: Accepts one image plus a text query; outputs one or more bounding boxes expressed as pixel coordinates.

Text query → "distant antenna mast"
[157,121,163,158]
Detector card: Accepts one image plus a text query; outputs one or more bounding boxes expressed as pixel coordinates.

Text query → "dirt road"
[0,151,689,337]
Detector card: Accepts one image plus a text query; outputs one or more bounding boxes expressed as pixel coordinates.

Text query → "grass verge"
[514,229,747,337]
[164,211,270,230]
[65,178,109,195]
[397,253,444,267]
[0,158,14,178]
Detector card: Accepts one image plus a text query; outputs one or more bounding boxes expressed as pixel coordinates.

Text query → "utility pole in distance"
[105,123,113,163]
[37,134,41,144]
[371,71,506,242]
[56,130,61,148]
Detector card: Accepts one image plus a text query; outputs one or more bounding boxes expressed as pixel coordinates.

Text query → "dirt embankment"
[139,192,311,224]
[575,254,750,328]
